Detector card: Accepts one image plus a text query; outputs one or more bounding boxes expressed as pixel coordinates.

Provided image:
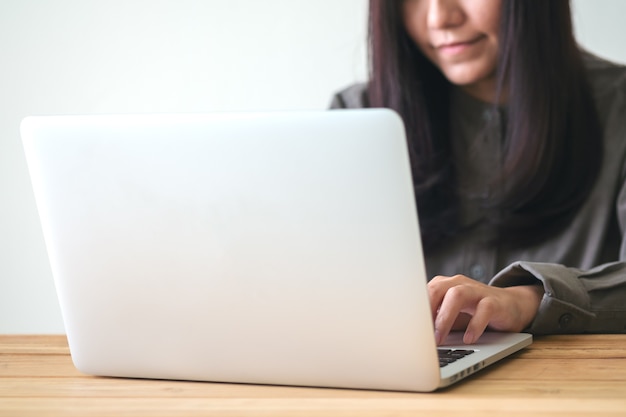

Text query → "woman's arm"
[490,261,626,334]
[429,260,626,345]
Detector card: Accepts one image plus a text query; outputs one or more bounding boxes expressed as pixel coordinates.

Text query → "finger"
[428,275,465,320]
[462,297,496,344]
[434,285,477,345]
[427,275,450,320]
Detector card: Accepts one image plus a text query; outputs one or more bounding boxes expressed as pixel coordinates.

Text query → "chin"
[441,67,496,95]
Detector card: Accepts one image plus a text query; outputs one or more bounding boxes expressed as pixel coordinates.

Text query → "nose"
[426,0,464,29]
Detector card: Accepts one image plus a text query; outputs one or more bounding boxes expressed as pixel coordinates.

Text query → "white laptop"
[20,109,531,392]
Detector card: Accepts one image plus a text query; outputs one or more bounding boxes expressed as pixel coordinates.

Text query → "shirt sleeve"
[489,261,626,334]
[329,93,347,109]
[328,83,369,110]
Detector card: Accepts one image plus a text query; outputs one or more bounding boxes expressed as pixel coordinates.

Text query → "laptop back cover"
[21,110,442,392]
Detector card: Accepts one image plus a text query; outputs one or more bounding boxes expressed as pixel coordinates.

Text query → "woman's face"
[402,0,502,102]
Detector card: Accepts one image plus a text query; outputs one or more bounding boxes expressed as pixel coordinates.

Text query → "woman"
[331,0,626,344]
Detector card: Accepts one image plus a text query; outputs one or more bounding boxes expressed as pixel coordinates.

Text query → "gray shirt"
[330,53,626,334]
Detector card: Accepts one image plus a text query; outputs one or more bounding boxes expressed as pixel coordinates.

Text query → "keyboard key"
[438,348,475,367]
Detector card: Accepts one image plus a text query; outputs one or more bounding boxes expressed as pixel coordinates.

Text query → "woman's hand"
[428,275,544,345]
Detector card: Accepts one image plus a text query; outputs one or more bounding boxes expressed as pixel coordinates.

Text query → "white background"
[1,0,625,333]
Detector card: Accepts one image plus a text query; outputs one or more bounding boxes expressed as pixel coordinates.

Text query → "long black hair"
[368,0,603,250]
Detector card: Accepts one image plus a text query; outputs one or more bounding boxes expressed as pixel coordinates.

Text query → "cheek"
[402,2,431,53]
[478,0,502,38]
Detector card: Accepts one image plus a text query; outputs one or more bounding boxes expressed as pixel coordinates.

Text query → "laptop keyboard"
[438,348,475,367]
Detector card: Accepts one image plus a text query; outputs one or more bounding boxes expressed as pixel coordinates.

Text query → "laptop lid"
[21,109,530,392]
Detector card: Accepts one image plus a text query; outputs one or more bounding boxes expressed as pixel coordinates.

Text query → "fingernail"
[464,331,474,344]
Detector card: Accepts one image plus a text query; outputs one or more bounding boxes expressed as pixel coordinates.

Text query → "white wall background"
[1,0,625,334]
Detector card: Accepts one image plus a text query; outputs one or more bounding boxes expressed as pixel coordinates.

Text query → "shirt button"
[469,264,485,279]
[558,313,574,329]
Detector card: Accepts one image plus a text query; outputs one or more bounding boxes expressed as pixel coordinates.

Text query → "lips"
[433,35,486,55]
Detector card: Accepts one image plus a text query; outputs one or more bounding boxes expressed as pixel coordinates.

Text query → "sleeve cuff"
[489,261,595,334]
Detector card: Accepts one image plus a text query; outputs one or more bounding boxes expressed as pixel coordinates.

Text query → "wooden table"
[1,334,625,416]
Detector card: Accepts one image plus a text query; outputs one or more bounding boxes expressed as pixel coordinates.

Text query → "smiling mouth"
[434,35,486,54]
